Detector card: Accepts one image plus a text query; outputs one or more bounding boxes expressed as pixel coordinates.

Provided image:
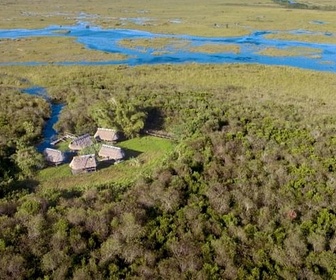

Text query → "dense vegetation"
[0,76,49,190]
[0,64,336,279]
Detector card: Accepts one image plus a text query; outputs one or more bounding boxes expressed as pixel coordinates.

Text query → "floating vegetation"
[0,37,127,63]
[258,46,322,58]
[189,44,240,54]
[118,37,191,51]
[265,32,336,44]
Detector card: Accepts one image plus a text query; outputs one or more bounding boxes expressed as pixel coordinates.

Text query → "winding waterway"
[22,87,63,152]
[2,23,335,151]
[0,23,335,72]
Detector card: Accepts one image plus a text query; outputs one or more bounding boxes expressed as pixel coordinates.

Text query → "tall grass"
[1,0,335,39]
[258,46,322,57]
[0,37,126,63]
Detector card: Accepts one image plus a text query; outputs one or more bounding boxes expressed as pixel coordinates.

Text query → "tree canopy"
[1,64,336,279]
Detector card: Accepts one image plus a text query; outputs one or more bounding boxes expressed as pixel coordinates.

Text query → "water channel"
[0,23,335,72]
[1,23,335,151]
[22,87,63,152]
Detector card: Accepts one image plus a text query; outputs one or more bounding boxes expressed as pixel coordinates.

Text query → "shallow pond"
[0,23,335,72]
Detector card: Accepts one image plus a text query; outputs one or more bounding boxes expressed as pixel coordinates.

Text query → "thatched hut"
[98,144,124,162]
[68,134,93,151]
[69,154,97,174]
[94,128,119,142]
[43,148,65,166]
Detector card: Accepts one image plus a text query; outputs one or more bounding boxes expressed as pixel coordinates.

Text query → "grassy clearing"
[0,37,126,63]
[1,0,336,40]
[37,136,175,190]
[258,46,322,57]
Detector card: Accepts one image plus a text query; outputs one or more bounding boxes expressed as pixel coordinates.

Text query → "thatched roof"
[94,128,119,142]
[68,134,93,150]
[43,148,65,164]
[69,154,97,172]
[98,144,124,160]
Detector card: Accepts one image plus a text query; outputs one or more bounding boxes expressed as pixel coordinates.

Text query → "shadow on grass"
[122,148,142,160]
[97,148,142,171]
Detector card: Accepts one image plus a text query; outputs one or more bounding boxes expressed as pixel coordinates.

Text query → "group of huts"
[43,128,125,174]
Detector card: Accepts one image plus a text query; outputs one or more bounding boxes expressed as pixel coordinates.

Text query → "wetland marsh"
[1,1,336,278]
[0,24,335,72]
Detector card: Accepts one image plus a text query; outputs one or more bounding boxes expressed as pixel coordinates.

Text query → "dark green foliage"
[89,97,147,138]
[0,88,49,144]
[1,66,336,278]
[0,83,49,188]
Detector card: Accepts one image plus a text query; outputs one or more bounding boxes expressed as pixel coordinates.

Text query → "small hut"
[69,154,97,174]
[43,148,65,166]
[98,144,125,162]
[68,134,93,151]
[94,128,119,142]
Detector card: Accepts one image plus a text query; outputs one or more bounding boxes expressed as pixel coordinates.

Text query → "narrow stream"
[22,86,64,152]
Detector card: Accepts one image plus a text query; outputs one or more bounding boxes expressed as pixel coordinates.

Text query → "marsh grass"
[189,44,240,54]
[118,37,191,51]
[265,33,336,44]
[0,0,335,65]
[3,63,335,109]
[0,37,126,63]
[118,38,240,54]
[281,0,336,9]
[1,0,336,40]
[258,46,322,57]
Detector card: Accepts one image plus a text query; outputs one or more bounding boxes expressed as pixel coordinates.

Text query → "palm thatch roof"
[68,134,93,151]
[43,148,65,165]
[98,144,125,161]
[94,128,119,142]
[69,154,97,174]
